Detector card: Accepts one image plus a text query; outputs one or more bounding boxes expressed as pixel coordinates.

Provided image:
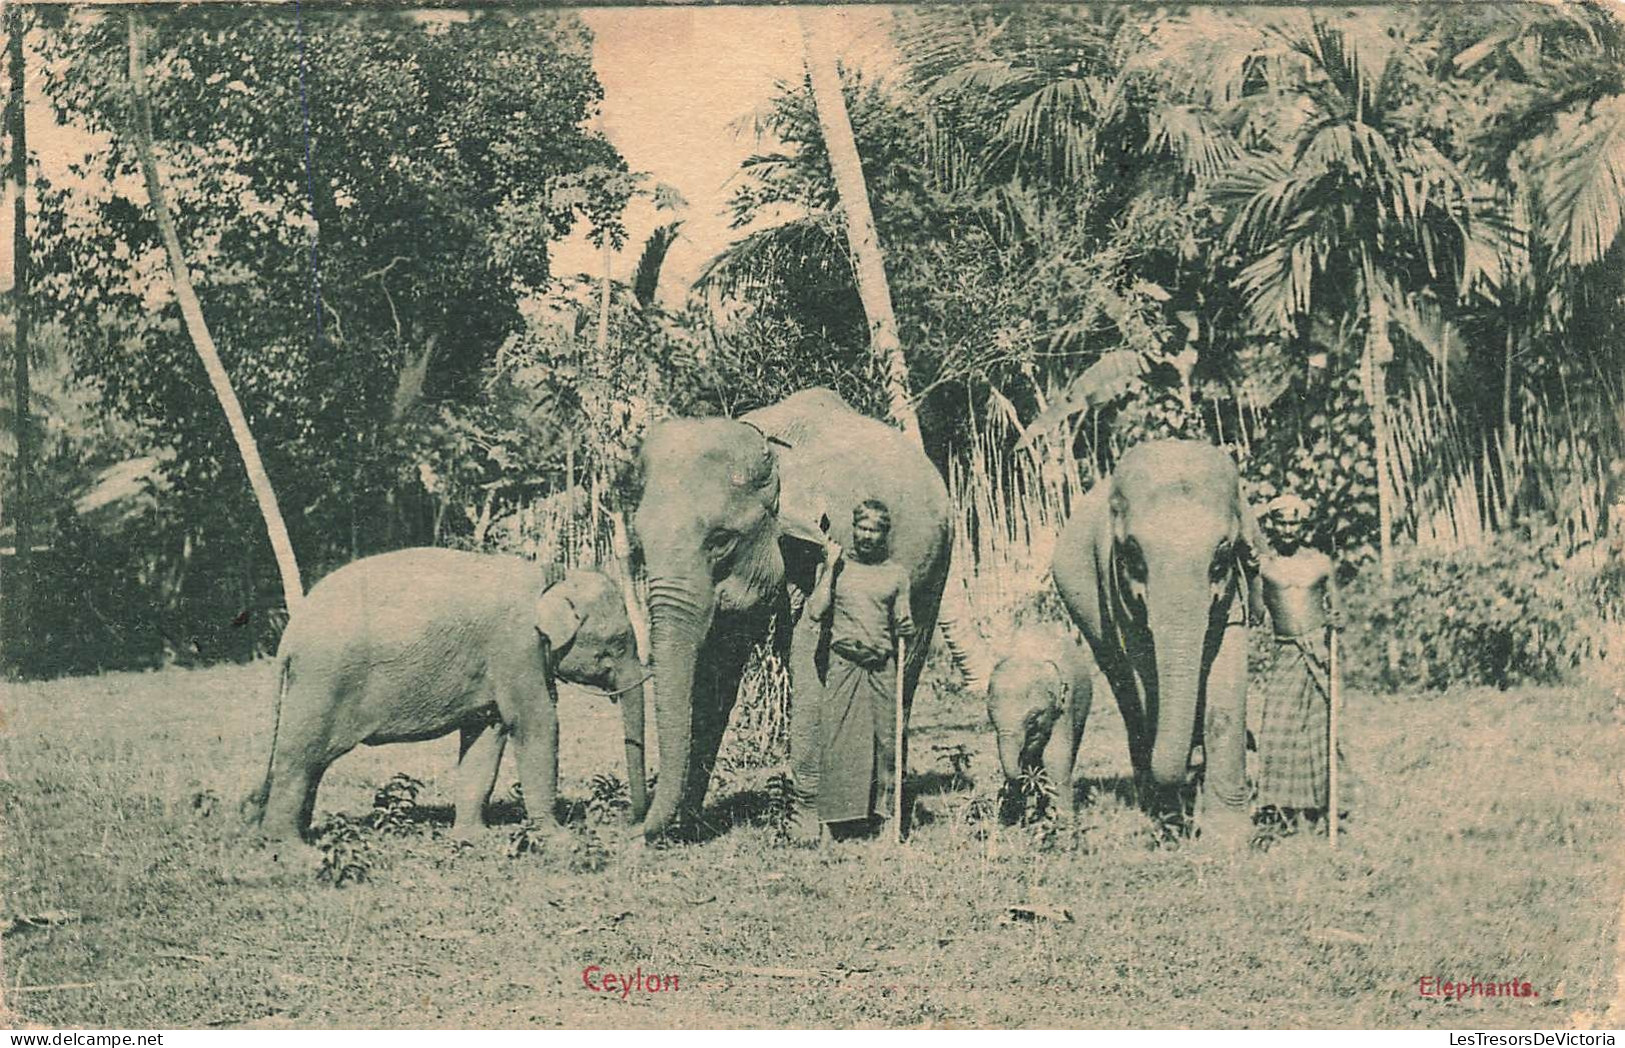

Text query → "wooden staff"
[1327,618,1342,849]
[894,635,907,844]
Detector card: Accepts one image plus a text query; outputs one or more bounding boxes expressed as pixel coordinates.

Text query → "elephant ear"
[535,585,583,652]
[776,509,827,551]
[1234,482,1267,567]
[769,458,827,553]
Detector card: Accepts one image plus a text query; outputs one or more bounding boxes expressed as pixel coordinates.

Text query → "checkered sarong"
[1256,637,1354,813]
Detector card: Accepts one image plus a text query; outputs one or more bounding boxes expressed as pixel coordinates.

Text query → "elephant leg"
[260,757,324,843]
[507,681,563,833]
[998,771,1028,825]
[787,615,826,840]
[1198,621,1252,842]
[258,690,339,842]
[454,719,507,834]
[1042,723,1080,822]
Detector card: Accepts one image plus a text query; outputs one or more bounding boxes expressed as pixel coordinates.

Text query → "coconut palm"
[1170,12,1514,674]
[1452,4,1625,465]
[794,12,915,439]
[127,13,304,613]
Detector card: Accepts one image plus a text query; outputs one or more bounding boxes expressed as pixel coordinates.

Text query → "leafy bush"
[585,773,631,826]
[311,813,374,886]
[1343,539,1606,691]
[763,770,796,846]
[368,774,425,836]
[506,820,549,860]
[932,744,974,791]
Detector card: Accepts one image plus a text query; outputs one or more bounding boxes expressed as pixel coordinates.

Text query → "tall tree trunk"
[801,12,986,689]
[800,11,918,442]
[4,0,34,670]
[1363,275,1397,685]
[128,13,303,614]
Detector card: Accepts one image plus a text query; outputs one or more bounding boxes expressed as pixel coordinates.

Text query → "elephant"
[985,624,1095,824]
[630,388,953,840]
[1050,439,1263,842]
[243,548,647,842]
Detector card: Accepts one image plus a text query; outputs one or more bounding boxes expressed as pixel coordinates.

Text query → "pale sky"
[554,5,898,302]
[2,6,899,305]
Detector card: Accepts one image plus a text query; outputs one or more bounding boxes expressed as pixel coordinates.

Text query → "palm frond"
[1535,92,1625,267]
[694,215,844,300]
[1146,105,1242,181]
[1210,153,1314,253]
[997,76,1097,181]
[1016,349,1146,449]
[632,221,682,308]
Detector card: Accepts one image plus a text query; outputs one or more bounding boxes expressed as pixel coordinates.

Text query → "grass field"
[2,655,1621,1029]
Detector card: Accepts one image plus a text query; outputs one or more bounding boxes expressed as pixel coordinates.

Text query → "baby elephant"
[243,548,647,842]
[986,624,1095,823]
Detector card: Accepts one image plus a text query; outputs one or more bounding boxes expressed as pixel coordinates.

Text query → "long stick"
[1327,622,1342,849]
[894,635,906,843]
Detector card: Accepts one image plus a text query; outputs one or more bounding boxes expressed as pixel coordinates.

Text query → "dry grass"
[1,655,1619,1029]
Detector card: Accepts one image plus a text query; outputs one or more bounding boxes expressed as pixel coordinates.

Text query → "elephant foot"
[450,817,498,843]
[1195,803,1253,851]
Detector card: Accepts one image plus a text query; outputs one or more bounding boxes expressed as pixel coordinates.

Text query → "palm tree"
[1454,5,1625,468]
[127,13,304,614]
[899,5,1147,194]
[1189,12,1512,675]
[799,10,918,441]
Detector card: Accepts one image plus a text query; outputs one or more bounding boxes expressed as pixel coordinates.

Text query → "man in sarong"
[804,499,915,835]
[1255,494,1354,834]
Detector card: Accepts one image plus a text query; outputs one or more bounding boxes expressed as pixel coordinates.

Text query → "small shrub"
[311,813,373,886]
[369,774,425,836]
[189,789,220,818]
[933,744,973,791]
[586,773,631,825]
[763,770,795,845]
[955,793,997,841]
[507,821,548,859]
[1344,538,1604,691]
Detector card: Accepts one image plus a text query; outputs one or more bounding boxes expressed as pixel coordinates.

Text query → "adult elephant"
[1050,440,1263,843]
[632,388,953,840]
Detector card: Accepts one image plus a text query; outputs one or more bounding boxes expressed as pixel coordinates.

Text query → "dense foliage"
[3,4,1622,680]
[12,8,629,667]
[1342,540,1611,690]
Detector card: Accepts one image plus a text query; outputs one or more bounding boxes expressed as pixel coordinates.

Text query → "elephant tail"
[240,652,293,825]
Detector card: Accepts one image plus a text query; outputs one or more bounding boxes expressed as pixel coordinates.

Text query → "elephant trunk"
[640,567,714,839]
[1148,599,1209,789]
